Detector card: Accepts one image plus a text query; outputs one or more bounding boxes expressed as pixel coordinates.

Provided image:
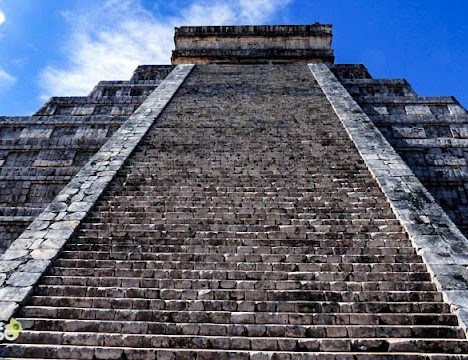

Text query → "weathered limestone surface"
[331,64,468,238]
[311,63,468,335]
[172,24,334,64]
[0,64,193,323]
[2,64,467,358]
[0,65,174,251]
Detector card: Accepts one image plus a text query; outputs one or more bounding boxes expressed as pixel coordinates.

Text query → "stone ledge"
[0,216,34,223]
[309,63,468,335]
[0,64,194,321]
[172,49,335,64]
[174,24,333,37]
[356,96,459,105]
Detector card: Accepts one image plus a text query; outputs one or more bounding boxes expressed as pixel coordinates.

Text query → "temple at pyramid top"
[171,24,334,64]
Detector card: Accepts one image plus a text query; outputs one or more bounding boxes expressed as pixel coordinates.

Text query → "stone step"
[19,307,458,326]
[63,243,416,254]
[48,254,425,267]
[94,184,388,191]
[82,222,403,231]
[54,253,427,270]
[18,318,464,339]
[48,263,432,281]
[105,179,384,187]
[76,219,402,228]
[50,254,423,272]
[3,344,468,360]
[83,218,403,228]
[79,216,399,226]
[32,286,443,301]
[83,211,401,219]
[66,237,415,248]
[90,201,392,209]
[72,230,408,240]
[95,186,385,192]
[35,285,442,302]
[28,296,452,314]
[42,269,432,282]
[93,189,389,197]
[78,223,404,234]
[11,332,468,353]
[84,207,396,215]
[59,248,418,258]
[73,235,408,246]
[64,239,413,249]
[95,194,390,202]
[47,268,430,282]
[34,278,436,291]
[52,252,422,267]
[72,227,407,235]
[84,212,400,220]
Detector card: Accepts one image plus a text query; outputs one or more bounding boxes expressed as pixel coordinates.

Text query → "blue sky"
[0,0,467,115]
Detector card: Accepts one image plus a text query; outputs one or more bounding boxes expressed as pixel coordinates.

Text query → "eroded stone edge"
[309,63,468,335]
[0,64,195,321]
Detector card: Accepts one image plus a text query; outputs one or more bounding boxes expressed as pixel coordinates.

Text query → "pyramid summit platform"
[171,24,334,64]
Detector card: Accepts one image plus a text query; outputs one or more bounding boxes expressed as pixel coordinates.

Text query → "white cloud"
[0,67,16,93]
[0,9,5,26]
[239,0,290,24]
[0,68,15,84]
[39,0,292,99]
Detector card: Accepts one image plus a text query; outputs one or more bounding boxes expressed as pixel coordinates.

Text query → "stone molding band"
[309,63,468,334]
[0,64,194,321]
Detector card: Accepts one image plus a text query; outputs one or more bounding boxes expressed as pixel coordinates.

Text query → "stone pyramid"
[0,24,468,359]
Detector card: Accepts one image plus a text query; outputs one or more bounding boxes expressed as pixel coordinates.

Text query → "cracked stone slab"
[309,62,468,335]
[0,301,18,321]
[0,286,32,302]
[0,64,194,321]
[6,272,42,287]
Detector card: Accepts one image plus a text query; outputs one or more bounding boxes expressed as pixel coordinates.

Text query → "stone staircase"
[1,64,467,359]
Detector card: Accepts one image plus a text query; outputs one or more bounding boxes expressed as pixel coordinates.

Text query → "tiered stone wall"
[331,64,468,238]
[0,66,174,251]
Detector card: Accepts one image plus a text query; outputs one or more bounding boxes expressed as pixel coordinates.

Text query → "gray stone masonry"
[2,63,468,358]
[172,24,334,64]
[0,64,193,322]
[0,65,174,251]
[330,64,468,239]
[310,63,468,334]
